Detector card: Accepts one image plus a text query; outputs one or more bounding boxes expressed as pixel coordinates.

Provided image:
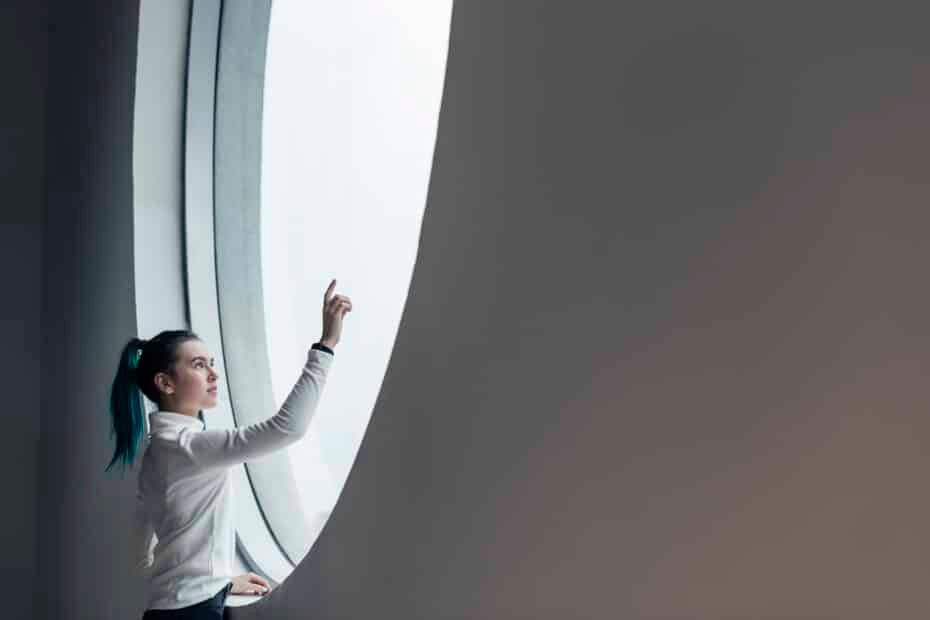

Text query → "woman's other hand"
[321,278,352,349]
[229,572,271,596]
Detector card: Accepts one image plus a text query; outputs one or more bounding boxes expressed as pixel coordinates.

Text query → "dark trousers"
[142,583,232,620]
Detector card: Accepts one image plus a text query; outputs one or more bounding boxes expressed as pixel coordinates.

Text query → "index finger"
[324,279,336,304]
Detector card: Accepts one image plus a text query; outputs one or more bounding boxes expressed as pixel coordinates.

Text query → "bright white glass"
[261,0,453,542]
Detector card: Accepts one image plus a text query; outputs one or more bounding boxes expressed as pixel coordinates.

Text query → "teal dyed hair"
[106,330,201,474]
[105,338,147,473]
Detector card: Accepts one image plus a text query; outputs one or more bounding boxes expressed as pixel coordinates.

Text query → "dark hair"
[105,329,201,473]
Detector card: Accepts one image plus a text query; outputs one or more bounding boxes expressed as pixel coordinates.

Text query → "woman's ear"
[154,372,175,395]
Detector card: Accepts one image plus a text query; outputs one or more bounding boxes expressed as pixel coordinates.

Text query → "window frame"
[184,0,309,582]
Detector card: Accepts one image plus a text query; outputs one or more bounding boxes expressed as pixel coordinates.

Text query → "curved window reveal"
[261,1,453,541]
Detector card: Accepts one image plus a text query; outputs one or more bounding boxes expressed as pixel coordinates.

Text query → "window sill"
[226,593,268,607]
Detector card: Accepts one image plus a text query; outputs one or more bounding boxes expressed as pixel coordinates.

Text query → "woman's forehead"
[178,339,212,360]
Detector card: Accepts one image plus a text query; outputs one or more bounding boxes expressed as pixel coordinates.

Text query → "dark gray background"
[4,1,930,618]
[1,2,46,620]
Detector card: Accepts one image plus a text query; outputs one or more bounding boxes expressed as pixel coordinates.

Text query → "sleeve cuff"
[311,342,334,356]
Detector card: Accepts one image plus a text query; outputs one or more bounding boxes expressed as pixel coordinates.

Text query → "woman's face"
[156,339,220,413]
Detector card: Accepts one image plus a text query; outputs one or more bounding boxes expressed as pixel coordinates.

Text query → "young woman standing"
[107,279,352,619]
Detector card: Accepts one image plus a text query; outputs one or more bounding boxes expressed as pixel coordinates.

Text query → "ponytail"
[105,330,201,474]
[105,337,148,473]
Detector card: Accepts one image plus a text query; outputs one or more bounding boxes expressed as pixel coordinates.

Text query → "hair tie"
[129,341,144,374]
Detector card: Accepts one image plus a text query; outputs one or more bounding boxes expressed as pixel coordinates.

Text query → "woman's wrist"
[315,339,336,353]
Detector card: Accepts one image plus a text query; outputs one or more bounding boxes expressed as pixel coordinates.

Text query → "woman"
[107,279,352,619]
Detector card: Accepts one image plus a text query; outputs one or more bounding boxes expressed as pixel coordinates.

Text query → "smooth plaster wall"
[133,0,190,338]
[35,1,143,619]
[0,2,46,620]
[240,2,930,618]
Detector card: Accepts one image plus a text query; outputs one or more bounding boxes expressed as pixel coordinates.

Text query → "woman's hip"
[142,582,232,620]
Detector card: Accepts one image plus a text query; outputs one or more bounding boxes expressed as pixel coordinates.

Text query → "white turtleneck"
[132,346,333,610]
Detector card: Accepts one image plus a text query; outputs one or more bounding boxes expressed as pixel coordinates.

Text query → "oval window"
[260,0,454,542]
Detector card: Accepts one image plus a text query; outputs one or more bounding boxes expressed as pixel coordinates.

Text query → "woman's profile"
[106,279,352,619]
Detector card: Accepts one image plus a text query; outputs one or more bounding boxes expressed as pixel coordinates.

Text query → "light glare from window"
[261,0,453,539]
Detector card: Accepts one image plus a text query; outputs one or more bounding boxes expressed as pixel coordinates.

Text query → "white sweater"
[132,346,334,610]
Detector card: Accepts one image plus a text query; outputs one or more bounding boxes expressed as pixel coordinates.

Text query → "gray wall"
[9,0,930,618]
[248,2,930,618]
[0,2,46,620]
[34,1,143,619]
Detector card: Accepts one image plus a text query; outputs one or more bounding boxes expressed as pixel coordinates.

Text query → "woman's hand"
[229,572,271,596]
[321,278,352,349]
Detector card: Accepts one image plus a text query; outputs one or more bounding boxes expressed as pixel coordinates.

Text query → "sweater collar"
[149,411,205,434]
